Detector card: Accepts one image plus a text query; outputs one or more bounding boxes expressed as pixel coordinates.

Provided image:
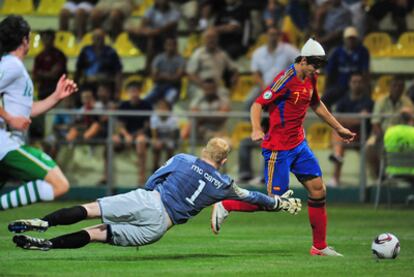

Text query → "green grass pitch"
[1,202,413,276]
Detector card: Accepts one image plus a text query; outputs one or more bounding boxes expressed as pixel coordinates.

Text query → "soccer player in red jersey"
[211,38,356,256]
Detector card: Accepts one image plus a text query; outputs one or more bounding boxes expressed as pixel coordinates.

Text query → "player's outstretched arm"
[228,183,302,215]
[312,101,356,143]
[0,107,31,130]
[31,75,78,117]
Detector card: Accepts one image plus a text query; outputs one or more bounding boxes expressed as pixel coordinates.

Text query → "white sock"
[0,180,54,210]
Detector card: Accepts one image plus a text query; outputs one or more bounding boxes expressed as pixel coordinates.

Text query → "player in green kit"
[0,15,77,210]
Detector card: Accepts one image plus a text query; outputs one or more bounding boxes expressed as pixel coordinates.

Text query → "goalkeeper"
[9,138,301,250]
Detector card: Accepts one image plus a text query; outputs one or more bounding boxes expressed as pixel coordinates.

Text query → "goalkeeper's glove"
[274,190,302,215]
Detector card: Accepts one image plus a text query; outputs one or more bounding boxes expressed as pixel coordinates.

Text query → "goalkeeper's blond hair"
[202,138,231,165]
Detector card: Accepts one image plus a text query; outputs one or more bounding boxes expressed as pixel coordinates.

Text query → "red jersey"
[255,65,320,151]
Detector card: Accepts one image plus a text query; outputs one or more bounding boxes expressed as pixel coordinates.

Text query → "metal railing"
[44,109,398,201]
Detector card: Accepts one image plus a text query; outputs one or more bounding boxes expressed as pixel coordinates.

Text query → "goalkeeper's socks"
[42,206,87,226]
[307,197,327,250]
[50,230,91,249]
[222,200,260,212]
[0,180,54,210]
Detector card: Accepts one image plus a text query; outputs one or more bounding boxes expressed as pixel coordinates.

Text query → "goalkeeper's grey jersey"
[0,54,33,159]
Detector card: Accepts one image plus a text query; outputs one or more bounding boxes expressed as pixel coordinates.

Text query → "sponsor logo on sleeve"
[263,90,272,100]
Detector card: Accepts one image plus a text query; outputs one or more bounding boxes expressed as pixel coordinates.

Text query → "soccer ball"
[372,233,400,259]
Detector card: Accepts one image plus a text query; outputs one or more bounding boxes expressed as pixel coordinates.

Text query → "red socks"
[222,200,260,212]
[307,197,327,250]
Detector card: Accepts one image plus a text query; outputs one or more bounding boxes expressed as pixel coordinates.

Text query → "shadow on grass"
[28,249,293,262]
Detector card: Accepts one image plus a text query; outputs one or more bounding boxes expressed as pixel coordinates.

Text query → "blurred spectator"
[90,0,137,40]
[213,0,249,59]
[282,0,312,46]
[408,83,414,104]
[74,28,122,102]
[43,97,75,159]
[322,26,370,110]
[248,27,299,103]
[112,81,152,186]
[144,36,186,105]
[150,100,180,172]
[186,28,238,99]
[263,0,285,29]
[327,73,374,187]
[33,30,67,100]
[314,0,352,52]
[127,0,180,73]
[195,0,222,32]
[238,26,298,184]
[182,78,230,143]
[367,0,414,38]
[59,1,97,41]
[66,89,102,143]
[348,0,369,39]
[366,76,414,178]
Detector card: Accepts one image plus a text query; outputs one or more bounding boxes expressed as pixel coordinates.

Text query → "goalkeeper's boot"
[211,202,229,235]
[13,235,52,251]
[310,246,343,257]
[8,219,49,233]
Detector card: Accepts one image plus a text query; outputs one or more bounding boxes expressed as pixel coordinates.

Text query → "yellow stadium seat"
[316,74,326,96]
[54,31,78,57]
[180,77,188,100]
[79,32,112,50]
[114,32,141,57]
[231,122,252,148]
[36,0,65,15]
[306,122,332,150]
[231,75,255,102]
[0,0,34,15]
[363,32,393,57]
[133,0,154,16]
[281,15,304,48]
[27,32,43,57]
[393,32,414,57]
[372,75,392,101]
[183,34,201,58]
[120,75,145,100]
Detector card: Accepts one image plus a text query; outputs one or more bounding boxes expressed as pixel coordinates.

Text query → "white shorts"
[63,1,94,13]
[97,189,170,247]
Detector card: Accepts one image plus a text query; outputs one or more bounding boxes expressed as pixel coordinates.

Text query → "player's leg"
[211,149,291,234]
[0,146,69,210]
[291,142,342,256]
[8,201,100,233]
[13,223,106,251]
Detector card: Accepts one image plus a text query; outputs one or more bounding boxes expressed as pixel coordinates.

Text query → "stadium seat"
[231,122,252,148]
[27,32,43,57]
[114,32,141,57]
[281,15,304,48]
[54,31,78,57]
[393,32,414,57]
[133,0,154,16]
[121,75,150,100]
[372,75,392,101]
[316,74,326,96]
[230,75,255,102]
[0,0,34,15]
[306,122,332,150]
[79,32,112,50]
[183,34,201,58]
[36,0,65,15]
[363,32,393,57]
[180,77,189,100]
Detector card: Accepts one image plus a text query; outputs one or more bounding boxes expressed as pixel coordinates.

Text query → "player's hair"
[0,15,30,57]
[202,138,231,164]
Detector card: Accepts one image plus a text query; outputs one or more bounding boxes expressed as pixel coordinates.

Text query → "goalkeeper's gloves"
[274,190,302,215]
